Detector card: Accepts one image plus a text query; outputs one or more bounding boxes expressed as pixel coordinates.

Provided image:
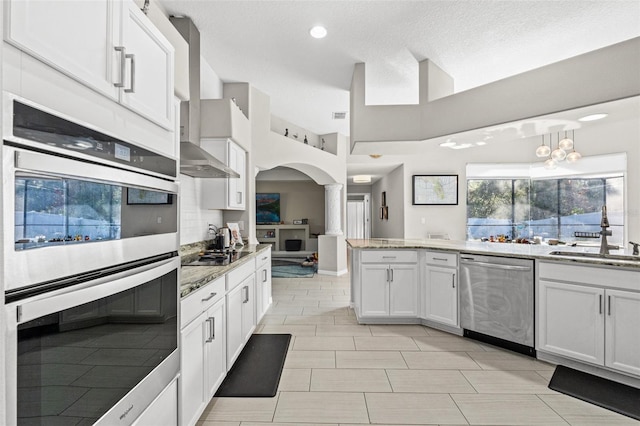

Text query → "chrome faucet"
[599,206,616,255]
[630,241,640,256]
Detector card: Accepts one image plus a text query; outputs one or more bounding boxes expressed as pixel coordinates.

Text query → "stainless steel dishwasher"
[459,254,535,356]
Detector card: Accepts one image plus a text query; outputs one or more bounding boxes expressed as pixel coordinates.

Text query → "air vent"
[332,111,347,120]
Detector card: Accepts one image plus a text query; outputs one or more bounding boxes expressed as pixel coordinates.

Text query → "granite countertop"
[179,243,271,298]
[346,238,640,269]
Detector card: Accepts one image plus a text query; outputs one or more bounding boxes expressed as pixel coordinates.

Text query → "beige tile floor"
[198,273,639,426]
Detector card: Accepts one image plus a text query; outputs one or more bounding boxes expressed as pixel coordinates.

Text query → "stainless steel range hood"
[180,142,239,178]
[171,16,235,178]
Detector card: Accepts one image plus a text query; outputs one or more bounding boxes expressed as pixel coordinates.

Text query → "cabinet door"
[389,264,418,317]
[227,142,246,209]
[605,289,640,376]
[360,264,390,317]
[5,0,119,100]
[205,299,227,398]
[119,0,174,129]
[226,284,244,367]
[180,312,207,426]
[424,265,458,326]
[538,280,605,365]
[241,276,257,342]
[256,261,272,322]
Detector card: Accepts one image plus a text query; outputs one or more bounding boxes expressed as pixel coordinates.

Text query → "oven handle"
[13,148,178,194]
[10,256,180,325]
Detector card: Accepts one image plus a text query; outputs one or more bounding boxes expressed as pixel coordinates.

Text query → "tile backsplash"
[180,175,223,245]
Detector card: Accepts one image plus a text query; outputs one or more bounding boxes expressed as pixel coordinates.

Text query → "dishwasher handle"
[460,258,531,272]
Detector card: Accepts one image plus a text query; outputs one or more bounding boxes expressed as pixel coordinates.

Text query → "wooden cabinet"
[201,139,246,210]
[423,251,458,327]
[359,251,418,319]
[255,248,272,323]
[4,0,174,130]
[537,262,640,377]
[179,277,226,426]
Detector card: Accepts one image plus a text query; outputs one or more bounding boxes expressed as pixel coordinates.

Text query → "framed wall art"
[412,175,458,205]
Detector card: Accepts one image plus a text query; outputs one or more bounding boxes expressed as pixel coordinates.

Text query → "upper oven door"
[3,144,179,292]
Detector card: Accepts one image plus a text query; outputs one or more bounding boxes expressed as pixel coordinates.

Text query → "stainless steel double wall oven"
[3,93,180,425]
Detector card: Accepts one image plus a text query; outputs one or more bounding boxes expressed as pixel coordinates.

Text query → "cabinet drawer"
[539,262,640,292]
[180,276,225,327]
[425,251,458,267]
[256,248,271,268]
[227,259,256,291]
[361,250,417,264]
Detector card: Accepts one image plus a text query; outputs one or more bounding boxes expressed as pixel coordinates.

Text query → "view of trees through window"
[15,177,122,247]
[467,176,624,244]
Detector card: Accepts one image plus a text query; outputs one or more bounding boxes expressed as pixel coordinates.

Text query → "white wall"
[179,175,224,245]
[372,165,405,238]
[201,58,223,99]
[256,180,325,237]
[399,115,640,243]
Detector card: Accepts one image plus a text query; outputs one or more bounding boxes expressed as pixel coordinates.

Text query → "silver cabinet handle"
[205,317,214,343]
[382,256,396,259]
[599,294,603,314]
[263,269,267,282]
[201,292,217,302]
[386,268,389,282]
[608,295,611,316]
[237,191,242,204]
[243,286,249,303]
[114,46,126,88]
[452,273,456,288]
[390,268,394,282]
[125,53,135,93]
[433,257,448,262]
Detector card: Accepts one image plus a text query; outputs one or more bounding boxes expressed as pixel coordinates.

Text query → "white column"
[324,183,343,236]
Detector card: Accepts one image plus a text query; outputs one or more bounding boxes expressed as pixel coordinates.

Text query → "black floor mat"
[215,334,291,397]
[548,365,640,420]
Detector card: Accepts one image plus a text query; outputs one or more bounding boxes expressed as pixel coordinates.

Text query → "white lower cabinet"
[604,289,640,376]
[179,277,226,426]
[538,280,605,365]
[226,273,256,367]
[423,251,458,327]
[255,248,272,323]
[538,262,640,377]
[359,251,418,318]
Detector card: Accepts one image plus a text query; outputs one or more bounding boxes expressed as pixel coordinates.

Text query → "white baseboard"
[317,268,349,276]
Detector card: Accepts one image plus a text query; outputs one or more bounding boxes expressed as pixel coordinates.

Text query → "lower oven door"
[4,255,180,426]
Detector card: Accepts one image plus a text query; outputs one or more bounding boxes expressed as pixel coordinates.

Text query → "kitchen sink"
[549,251,640,262]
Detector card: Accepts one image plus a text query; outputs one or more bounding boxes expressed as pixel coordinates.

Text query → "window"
[467,176,624,244]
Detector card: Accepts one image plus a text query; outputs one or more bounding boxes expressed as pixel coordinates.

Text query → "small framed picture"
[412,175,458,205]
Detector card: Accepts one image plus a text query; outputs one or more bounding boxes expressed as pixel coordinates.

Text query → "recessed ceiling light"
[578,113,608,122]
[353,175,371,183]
[309,25,327,39]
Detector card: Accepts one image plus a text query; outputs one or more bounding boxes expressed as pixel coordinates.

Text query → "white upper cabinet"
[5,0,174,130]
[119,0,174,129]
[200,138,246,210]
[5,0,120,100]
